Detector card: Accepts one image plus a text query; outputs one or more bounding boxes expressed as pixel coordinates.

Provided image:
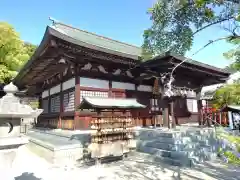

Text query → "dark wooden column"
[196,90,203,126]
[59,74,63,129]
[171,101,176,128]
[47,89,51,114]
[133,84,138,126]
[163,107,169,127]
[161,81,169,127]
[74,65,80,130]
[163,98,169,127]
[109,81,112,97]
[197,100,203,126]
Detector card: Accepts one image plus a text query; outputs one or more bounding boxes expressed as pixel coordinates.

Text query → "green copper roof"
[51,22,142,59]
[79,97,146,109]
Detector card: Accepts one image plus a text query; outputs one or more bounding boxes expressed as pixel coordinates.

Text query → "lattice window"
[187,99,198,113]
[80,90,108,102]
[63,91,75,112]
[50,95,60,113]
[42,99,49,113]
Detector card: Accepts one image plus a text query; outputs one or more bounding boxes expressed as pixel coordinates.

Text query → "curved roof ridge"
[52,21,141,49]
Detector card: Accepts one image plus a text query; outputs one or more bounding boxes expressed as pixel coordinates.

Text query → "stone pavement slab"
[3,146,239,180]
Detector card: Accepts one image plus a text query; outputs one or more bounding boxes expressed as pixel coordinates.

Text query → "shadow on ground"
[103,152,240,180]
[15,172,42,180]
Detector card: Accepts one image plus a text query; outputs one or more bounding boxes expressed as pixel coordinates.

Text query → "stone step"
[137,136,192,144]
[135,128,218,167]
[133,148,193,167]
[137,140,213,152]
[136,128,216,138]
[137,144,215,159]
[137,134,218,147]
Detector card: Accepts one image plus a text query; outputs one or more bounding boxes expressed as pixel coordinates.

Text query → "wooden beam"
[57,42,137,66]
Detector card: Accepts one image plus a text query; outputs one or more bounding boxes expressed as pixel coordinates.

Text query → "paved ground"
[1,146,239,180]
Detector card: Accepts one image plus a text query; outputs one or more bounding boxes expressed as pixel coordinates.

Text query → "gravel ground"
[1,146,240,180]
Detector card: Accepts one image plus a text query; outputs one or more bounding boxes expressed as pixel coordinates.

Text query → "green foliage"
[217,129,240,165]
[218,148,240,165]
[224,38,240,71]
[29,101,39,109]
[213,83,240,109]
[0,22,37,83]
[223,151,240,165]
[143,0,239,57]
[217,130,240,150]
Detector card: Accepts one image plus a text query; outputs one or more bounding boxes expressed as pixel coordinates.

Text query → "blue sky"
[0,0,234,68]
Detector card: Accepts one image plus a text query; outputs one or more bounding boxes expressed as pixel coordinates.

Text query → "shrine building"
[13,20,230,130]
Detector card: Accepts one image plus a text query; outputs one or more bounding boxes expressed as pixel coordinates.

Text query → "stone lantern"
[0,82,43,169]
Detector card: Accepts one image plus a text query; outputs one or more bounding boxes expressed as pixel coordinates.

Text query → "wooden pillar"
[59,76,63,129]
[109,81,112,97]
[74,66,80,130]
[171,101,176,128]
[47,89,51,113]
[47,89,51,127]
[163,99,169,127]
[160,83,169,127]
[132,84,138,126]
[197,100,203,126]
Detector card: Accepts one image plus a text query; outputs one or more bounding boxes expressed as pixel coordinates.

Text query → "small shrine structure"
[79,97,145,160]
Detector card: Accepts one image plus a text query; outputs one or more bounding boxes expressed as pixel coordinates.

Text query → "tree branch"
[193,16,235,36]
[192,36,237,56]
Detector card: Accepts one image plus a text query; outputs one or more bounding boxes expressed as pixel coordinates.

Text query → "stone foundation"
[26,129,136,165]
[27,138,83,166]
[136,127,218,167]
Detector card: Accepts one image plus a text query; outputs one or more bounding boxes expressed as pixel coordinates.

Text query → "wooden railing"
[202,107,229,126]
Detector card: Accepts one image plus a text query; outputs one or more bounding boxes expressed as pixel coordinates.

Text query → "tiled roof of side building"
[144,51,230,75]
[51,22,142,58]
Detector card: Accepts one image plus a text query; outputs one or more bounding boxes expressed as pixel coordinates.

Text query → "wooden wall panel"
[74,116,91,130]
[37,117,59,129]
[61,119,74,130]
[177,113,199,124]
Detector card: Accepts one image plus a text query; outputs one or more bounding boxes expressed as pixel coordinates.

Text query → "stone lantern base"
[0,136,28,169]
[0,82,43,170]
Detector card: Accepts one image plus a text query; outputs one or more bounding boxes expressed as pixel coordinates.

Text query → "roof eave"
[139,51,230,76]
[13,27,52,89]
[167,52,230,76]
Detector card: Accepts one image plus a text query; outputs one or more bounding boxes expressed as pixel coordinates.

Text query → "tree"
[213,83,240,108]
[224,38,240,71]
[0,22,37,84]
[142,0,240,60]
